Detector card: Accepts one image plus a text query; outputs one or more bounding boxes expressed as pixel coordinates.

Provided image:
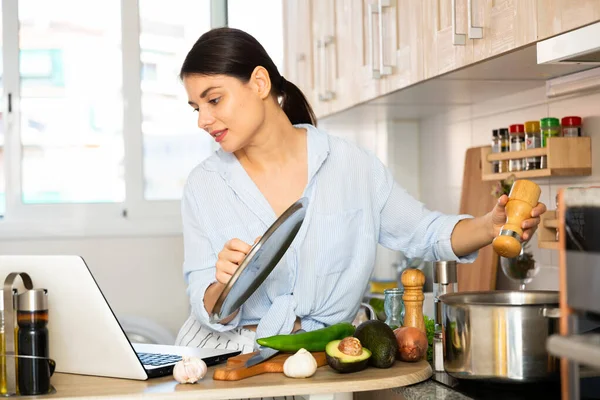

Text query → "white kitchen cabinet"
[537,0,600,40]
[353,0,425,101]
[380,0,425,93]
[282,0,315,107]
[330,0,363,112]
[309,0,336,117]
[353,0,386,103]
[284,0,370,118]
[421,0,538,79]
[471,0,537,63]
[422,0,475,79]
[283,0,575,120]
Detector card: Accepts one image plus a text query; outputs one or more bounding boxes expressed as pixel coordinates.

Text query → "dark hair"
[180,27,316,127]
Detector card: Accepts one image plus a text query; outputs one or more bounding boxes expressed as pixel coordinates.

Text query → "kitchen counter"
[35,359,432,400]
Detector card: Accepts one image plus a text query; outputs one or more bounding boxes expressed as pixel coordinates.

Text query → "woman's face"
[183,70,270,153]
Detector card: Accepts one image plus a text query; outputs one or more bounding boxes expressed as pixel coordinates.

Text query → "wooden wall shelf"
[538,210,559,250]
[539,241,560,250]
[480,137,591,182]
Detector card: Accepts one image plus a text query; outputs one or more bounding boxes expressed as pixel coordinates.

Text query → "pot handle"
[361,302,378,321]
[541,307,561,318]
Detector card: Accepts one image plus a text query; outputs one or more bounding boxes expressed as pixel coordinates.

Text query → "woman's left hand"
[490,195,547,241]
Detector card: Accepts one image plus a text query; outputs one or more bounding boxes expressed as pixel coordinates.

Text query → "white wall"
[0,236,189,341]
[419,85,600,290]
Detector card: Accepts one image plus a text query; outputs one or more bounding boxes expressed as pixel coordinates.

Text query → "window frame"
[0,0,228,239]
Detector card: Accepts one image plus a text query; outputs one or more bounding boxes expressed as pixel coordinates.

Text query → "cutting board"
[213,351,328,381]
[457,146,498,292]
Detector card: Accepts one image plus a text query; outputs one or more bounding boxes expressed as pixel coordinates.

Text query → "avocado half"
[325,340,372,373]
[353,320,398,368]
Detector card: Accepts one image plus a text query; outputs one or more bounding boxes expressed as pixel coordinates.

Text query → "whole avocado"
[353,320,398,368]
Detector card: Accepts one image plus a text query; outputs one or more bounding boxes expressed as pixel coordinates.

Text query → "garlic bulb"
[283,348,318,378]
[173,356,208,384]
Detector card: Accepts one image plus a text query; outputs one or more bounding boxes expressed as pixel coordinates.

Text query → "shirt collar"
[205,123,330,182]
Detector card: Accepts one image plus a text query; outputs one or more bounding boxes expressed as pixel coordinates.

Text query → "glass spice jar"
[383,288,404,330]
[498,128,510,173]
[491,129,500,173]
[524,121,541,170]
[540,117,560,169]
[509,124,525,172]
[561,116,582,137]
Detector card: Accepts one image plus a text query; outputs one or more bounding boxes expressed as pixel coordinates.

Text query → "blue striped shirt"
[180,123,476,340]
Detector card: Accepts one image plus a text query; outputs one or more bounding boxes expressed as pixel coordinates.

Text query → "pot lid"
[210,197,309,323]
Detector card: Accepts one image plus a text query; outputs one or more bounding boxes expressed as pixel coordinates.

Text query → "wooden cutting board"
[213,351,328,381]
[457,147,498,292]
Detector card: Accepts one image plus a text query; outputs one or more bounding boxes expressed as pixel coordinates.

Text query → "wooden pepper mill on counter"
[492,179,541,258]
[401,268,425,332]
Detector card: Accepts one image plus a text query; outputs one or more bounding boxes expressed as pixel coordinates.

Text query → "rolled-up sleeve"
[374,158,478,263]
[181,181,242,332]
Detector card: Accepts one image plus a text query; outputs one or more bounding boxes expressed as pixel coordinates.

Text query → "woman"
[174,28,546,353]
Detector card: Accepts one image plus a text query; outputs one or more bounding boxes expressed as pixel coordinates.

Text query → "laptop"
[0,255,241,380]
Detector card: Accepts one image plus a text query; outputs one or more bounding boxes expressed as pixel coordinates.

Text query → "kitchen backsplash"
[419,85,600,290]
[321,84,600,291]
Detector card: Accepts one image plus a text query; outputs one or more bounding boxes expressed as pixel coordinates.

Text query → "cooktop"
[431,372,567,400]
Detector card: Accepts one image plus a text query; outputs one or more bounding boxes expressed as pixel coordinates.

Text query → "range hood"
[537,21,600,65]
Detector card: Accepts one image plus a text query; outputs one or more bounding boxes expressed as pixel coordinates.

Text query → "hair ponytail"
[180,27,317,127]
[279,78,317,126]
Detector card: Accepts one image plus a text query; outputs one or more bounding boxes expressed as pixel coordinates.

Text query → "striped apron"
[175,315,305,400]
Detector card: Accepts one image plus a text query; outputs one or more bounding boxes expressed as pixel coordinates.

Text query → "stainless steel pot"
[439,290,560,382]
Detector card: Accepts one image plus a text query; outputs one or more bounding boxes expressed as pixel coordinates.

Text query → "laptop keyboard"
[137,352,182,366]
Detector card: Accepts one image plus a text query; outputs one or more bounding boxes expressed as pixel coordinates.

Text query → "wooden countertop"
[34,360,432,400]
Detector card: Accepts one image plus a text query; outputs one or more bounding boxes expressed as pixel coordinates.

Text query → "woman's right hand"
[215,237,259,285]
[205,236,260,318]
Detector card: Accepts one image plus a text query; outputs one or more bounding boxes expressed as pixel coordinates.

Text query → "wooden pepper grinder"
[492,179,541,258]
[401,268,425,333]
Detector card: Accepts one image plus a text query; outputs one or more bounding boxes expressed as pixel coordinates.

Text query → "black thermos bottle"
[17,289,50,395]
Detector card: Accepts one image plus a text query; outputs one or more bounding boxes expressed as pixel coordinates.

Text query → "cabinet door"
[283,0,315,106]
[310,0,335,118]
[471,0,537,62]
[353,0,385,103]
[330,0,361,113]
[381,0,425,93]
[422,0,474,79]
[537,0,600,40]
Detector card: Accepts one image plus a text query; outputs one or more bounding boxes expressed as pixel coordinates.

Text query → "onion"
[393,326,428,362]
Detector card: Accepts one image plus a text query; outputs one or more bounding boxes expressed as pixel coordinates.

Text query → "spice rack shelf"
[480,137,592,182]
[538,210,560,250]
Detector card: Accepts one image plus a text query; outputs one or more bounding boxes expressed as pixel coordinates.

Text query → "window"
[0,1,285,237]
[139,0,213,201]
[18,0,124,206]
[0,0,4,216]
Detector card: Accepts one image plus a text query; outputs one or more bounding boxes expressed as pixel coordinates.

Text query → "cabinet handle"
[467,0,483,39]
[368,2,381,79]
[377,0,393,76]
[319,36,335,102]
[451,0,466,45]
[316,39,325,101]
